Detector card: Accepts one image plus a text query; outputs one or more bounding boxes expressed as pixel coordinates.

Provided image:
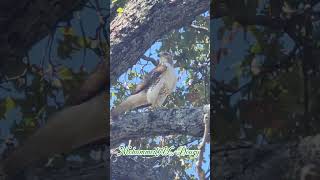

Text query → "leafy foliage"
[0,1,108,147]
[212,0,320,143]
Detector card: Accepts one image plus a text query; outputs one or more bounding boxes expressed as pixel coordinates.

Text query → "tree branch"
[189,24,209,35]
[213,134,320,179]
[211,2,304,47]
[212,45,299,97]
[141,55,158,66]
[110,105,209,179]
[196,113,210,180]
[27,161,106,180]
[110,0,209,84]
[212,1,284,28]
[111,105,210,148]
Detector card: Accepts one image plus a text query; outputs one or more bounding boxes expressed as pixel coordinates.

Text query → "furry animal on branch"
[1,61,108,179]
[111,52,177,118]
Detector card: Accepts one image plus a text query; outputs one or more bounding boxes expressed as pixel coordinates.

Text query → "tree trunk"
[110,0,209,83]
[213,135,320,180]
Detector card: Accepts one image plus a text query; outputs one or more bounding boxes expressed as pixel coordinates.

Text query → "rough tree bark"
[18,105,208,179]
[111,156,176,180]
[110,0,209,84]
[19,161,107,180]
[111,105,210,148]
[213,134,320,180]
[110,105,210,179]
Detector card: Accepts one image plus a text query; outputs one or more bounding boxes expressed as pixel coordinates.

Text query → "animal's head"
[159,52,174,65]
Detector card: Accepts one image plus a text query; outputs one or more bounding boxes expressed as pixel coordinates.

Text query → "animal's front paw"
[148,106,156,111]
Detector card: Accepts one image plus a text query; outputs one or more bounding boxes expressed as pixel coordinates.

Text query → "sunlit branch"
[189,24,209,35]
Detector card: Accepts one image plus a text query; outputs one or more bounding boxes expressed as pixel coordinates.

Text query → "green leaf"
[78,37,90,48]
[24,117,36,128]
[52,79,63,88]
[127,83,134,90]
[117,7,124,14]
[5,97,15,111]
[251,43,262,54]
[58,67,73,80]
[63,27,74,36]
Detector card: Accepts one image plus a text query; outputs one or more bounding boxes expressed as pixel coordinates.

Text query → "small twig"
[83,4,96,9]
[213,45,299,97]
[4,68,28,82]
[95,0,105,25]
[40,34,51,68]
[88,0,96,9]
[213,144,253,153]
[91,0,108,60]
[47,32,57,74]
[196,112,209,180]
[205,169,210,177]
[78,12,88,67]
[189,24,209,35]
[141,55,158,66]
[0,84,11,91]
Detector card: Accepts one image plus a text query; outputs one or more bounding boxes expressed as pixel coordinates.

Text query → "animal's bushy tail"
[111,92,148,118]
[2,93,106,178]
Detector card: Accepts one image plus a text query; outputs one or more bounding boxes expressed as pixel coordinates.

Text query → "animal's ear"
[66,60,108,106]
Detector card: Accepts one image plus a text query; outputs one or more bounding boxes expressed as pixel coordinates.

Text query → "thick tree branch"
[212,1,283,28]
[213,134,320,179]
[111,105,210,148]
[25,161,106,180]
[110,105,209,179]
[110,0,209,84]
[110,155,174,180]
[211,2,303,47]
